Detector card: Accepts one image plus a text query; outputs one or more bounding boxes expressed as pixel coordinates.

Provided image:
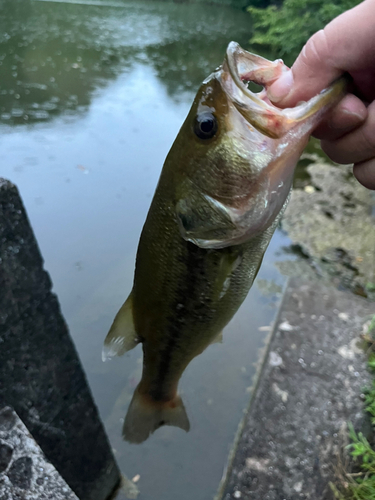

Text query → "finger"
[267,0,375,107]
[350,68,375,102]
[313,94,367,141]
[320,100,375,165]
[353,158,375,190]
[267,29,341,105]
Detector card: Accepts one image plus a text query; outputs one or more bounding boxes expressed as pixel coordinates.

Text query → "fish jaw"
[221,41,348,139]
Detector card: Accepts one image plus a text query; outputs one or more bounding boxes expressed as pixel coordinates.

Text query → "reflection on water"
[0,2,294,499]
[0,0,253,124]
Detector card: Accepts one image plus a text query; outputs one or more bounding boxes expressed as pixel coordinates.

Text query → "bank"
[217,158,375,500]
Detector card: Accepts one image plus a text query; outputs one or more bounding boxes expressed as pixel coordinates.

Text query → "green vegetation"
[248,0,361,59]
[191,0,251,7]
[330,324,375,499]
[331,424,375,499]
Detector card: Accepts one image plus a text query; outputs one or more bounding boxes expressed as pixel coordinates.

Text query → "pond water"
[0,1,297,499]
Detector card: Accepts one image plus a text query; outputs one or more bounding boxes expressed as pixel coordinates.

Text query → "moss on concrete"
[280,160,375,298]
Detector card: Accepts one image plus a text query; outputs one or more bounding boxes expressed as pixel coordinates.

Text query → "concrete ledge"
[0,406,78,499]
[221,278,373,500]
[0,178,120,499]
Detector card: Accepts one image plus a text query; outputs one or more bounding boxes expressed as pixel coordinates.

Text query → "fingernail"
[267,69,294,103]
[341,106,367,122]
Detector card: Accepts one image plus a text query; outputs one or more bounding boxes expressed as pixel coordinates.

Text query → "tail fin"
[103,292,139,361]
[123,389,190,444]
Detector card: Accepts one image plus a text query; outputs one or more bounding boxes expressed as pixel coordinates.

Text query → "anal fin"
[102,292,139,361]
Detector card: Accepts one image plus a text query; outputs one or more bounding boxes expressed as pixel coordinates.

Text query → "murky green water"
[0,2,296,499]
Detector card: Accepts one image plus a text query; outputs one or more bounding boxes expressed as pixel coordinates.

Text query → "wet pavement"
[221,278,373,500]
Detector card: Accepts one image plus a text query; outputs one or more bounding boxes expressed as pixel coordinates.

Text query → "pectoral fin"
[102,292,140,361]
[214,250,242,300]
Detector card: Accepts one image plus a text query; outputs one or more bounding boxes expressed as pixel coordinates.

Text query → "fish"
[103,42,347,443]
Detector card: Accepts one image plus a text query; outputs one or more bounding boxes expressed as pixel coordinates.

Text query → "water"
[0,2,296,499]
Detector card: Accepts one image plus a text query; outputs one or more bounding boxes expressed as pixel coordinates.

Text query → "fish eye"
[194,112,218,140]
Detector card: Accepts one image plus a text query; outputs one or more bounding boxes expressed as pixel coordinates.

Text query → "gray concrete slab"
[0,406,78,499]
[220,278,374,500]
[0,178,120,500]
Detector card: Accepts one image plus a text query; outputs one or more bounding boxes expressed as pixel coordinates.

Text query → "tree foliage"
[248,0,361,59]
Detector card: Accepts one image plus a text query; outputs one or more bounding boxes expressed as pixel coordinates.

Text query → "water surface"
[0,2,295,498]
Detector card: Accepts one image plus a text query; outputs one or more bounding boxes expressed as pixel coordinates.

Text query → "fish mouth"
[223,41,286,111]
[219,42,292,138]
[221,42,348,139]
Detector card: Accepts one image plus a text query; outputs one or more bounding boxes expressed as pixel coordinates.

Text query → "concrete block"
[0,179,120,500]
[0,406,78,499]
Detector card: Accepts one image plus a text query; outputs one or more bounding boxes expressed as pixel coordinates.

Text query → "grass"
[330,317,375,499]
[330,425,375,499]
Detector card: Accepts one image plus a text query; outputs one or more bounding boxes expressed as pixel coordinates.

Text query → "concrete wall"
[0,178,120,500]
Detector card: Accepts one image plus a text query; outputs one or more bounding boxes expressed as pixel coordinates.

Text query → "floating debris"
[279,320,294,332]
[77,164,89,174]
[258,325,272,331]
[120,474,140,499]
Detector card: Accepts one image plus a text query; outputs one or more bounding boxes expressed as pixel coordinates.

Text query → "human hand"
[267,0,375,189]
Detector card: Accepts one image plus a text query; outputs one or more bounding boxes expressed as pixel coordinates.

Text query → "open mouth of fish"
[221,41,346,140]
[225,41,285,104]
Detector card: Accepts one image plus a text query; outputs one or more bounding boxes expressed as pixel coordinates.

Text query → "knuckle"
[300,29,331,69]
[353,159,375,190]
[360,105,375,153]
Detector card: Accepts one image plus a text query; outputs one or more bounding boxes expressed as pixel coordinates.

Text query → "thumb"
[267,30,342,107]
[267,0,375,107]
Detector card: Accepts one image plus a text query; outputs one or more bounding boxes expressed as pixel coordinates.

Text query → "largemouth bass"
[104,42,346,443]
